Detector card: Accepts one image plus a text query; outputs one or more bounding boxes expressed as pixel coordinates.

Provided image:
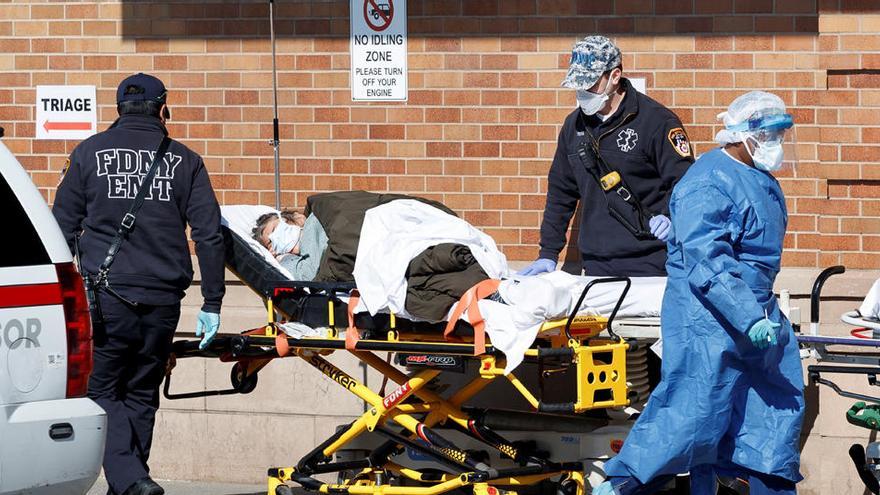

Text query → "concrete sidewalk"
[87,478,302,495]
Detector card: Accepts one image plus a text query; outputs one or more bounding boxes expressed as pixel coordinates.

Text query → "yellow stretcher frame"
[167,278,633,495]
[259,279,631,495]
[265,339,614,495]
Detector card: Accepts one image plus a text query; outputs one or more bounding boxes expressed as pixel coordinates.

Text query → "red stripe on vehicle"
[0,282,62,309]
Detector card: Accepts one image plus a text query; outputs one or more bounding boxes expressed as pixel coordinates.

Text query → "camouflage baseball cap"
[562,35,622,90]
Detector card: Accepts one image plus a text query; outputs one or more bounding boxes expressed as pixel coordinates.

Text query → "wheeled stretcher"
[169,277,634,495]
[164,213,643,495]
[796,266,880,494]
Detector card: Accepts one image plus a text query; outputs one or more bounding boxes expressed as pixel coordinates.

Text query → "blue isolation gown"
[603,148,805,485]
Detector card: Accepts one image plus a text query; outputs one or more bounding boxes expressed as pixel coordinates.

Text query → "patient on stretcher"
[226,191,666,326]
[221,192,665,372]
[251,203,490,322]
[252,209,328,281]
[246,191,494,322]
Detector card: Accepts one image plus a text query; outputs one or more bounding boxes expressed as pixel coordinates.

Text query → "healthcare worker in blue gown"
[593,91,805,495]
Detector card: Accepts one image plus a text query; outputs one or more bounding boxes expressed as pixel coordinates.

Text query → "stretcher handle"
[163,360,259,400]
[566,277,631,342]
[162,374,240,400]
[171,337,227,356]
[538,401,576,414]
[536,347,574,359]
[808,364,880,376]
[811,265,845,324]
[808,364,880,404]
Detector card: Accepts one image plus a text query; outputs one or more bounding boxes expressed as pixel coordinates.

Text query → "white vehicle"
[0,128,106,494]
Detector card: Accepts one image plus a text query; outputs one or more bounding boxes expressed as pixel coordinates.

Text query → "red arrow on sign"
[43,121,92,132]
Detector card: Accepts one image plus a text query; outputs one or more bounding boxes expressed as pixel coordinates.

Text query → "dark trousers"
[88,292,180,495]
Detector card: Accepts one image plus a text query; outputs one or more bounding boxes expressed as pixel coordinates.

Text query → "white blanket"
[353,199,510,316]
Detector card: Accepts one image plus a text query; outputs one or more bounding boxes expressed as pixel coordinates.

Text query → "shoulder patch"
[58,158,70,186]
[667,127,692,158]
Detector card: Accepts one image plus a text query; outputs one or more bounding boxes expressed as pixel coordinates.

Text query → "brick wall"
[1,0,878,267]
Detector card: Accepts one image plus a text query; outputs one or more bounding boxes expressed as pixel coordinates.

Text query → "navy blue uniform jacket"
[539,78,694,276]
[53,114,225,312]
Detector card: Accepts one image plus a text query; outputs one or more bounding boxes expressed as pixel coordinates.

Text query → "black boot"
[121,477,164,495]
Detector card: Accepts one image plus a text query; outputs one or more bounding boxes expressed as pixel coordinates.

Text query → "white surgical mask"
[576,78,614,116]
[268,219,302,255]
[746,138,785,172]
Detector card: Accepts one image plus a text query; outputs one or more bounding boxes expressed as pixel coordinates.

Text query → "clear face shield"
[733,112,798,175]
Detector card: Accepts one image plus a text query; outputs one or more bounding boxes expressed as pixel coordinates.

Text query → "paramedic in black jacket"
[520,36,694,277]
[53,73,225,495]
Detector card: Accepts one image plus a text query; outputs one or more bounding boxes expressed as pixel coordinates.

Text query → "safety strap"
[444,279,501,356]
[275,327,290,357]
[574,114,653,239]
[345,290,361,351]
[95,136,172,285]
[576,113,617,179]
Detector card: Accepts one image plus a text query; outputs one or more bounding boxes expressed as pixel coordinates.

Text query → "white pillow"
[220,205,293,279]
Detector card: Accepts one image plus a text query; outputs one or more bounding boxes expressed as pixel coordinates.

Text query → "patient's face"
[259,216,281,252]
[260,213,306,255]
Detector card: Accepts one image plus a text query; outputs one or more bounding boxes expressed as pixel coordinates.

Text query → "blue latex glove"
[649,214,671,242]
[516,258,556,276]
[747,318,780,350]
[195,311,220,350]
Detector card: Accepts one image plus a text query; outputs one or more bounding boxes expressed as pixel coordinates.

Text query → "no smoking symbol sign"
[363,0,393,31]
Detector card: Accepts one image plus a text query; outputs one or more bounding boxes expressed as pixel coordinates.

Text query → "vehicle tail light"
[56,262,92,398]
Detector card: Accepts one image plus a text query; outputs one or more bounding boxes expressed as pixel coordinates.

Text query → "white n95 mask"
[747,139,785,172]
[577,89,609,116]
[576,78,614,116]
[268,220,302,255]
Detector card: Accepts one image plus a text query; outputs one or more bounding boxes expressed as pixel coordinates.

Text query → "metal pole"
[269,0,281,210]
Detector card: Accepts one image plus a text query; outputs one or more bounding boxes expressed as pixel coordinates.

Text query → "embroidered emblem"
[616,128,639,152]
[58,158,70,186]
[668,127,692,158]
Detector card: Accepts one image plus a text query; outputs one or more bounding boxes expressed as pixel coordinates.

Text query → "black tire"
[231,362,258,394]
[275,485,294,495]
[557,479,579,495]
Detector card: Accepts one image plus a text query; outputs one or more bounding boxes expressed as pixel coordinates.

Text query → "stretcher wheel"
[557,479,579,495]
[275,486,294,495]
[231,363,258,394]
